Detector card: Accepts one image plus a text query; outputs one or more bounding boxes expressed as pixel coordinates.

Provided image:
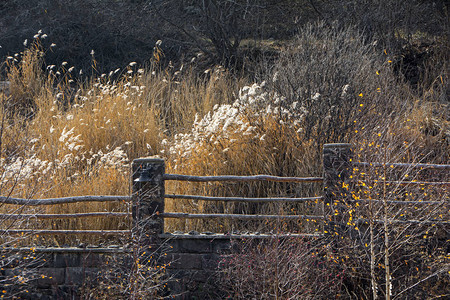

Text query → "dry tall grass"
[0,37,244,245]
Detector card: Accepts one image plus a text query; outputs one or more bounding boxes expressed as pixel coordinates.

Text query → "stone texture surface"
[54,253,81,268]
[0,237,234,299]
[36,268,66,288]
[163,237,232,298]
[179,239,212,253]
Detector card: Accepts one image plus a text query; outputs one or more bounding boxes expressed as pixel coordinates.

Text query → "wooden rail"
[1,247,131,253]
[356,218,450,225]
[0,212,131,220]
[165,194,323,203]
[354,199,447,205]
[2,230,131,235]
[160,212,324,221]
[0,144,446,244]
[352,180,450,186]
[163,174,323,183]
[353,161,450,170]
[0,195,130,205]
[159,233,324,239]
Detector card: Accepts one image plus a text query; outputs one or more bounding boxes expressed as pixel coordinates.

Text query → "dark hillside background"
[1,0,447,79]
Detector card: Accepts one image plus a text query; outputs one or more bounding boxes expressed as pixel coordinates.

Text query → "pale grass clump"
[4,43,44,119]
[164,82,323,233]
[141,65,245,134]
[1,70,158,243]
[401,101,449,163]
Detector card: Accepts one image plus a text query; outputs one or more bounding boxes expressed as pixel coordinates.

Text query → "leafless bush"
[331,115,449,299]
[219,236,344,299]
[79,213,174,299]
[263,22,409,154]
[80,246,171,299]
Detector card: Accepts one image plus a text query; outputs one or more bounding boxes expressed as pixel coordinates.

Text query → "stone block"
[53,253,81,268]
[168,253,202,270]
[36,268,65,288]
[201,254,221,270]
[192,270,216,283]
[29,253,53,268]
[55,285,80,298]
[211,239,232,253]
[23,290,53,300]
[164,239,180,253]
[165,278,183,298]
[179,239,212,253]
[167,270,200,291]
[80,253,104,268]
[65,267,100,285]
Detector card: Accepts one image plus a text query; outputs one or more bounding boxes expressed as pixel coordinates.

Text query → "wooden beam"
[0,195,130,205]
[159,212,324,220]
[163,174,323,183]
[0,212,131,219]
[2,230,131,235]
[353,162,450,170]
[1,247,131,253]
[165,194,323,203]
[159,233,324,239]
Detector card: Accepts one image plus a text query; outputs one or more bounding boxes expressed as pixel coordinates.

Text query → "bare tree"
[152,0,264,68]
[339,126,449,299]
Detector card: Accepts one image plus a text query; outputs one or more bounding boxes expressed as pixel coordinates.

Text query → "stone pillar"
[130,157,166,297]
[132,157,165,246]
[323,143,352,237]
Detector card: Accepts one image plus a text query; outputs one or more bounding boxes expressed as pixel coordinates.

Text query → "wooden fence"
[0,142,448,242]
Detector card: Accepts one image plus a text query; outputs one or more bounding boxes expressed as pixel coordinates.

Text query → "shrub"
[163,22,408,233]
[219,237,345,299]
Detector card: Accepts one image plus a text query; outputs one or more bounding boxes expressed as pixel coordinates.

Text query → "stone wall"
[1,234,317,299]
[162,234,233,299]
[0,248,129,299]
[161,233,304,299]
[1,237,231,299]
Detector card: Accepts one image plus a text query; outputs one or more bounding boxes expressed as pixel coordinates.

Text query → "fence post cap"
[323,143,352,149]
[132,156,165,164]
